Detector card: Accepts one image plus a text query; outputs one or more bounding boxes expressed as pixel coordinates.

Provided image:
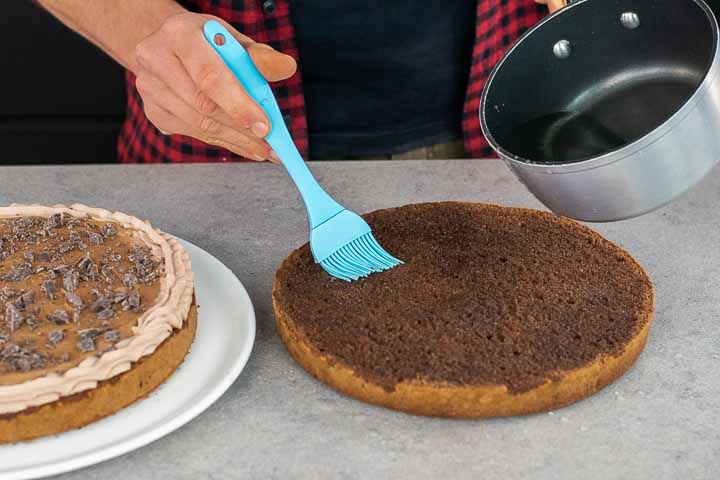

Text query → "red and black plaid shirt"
[118,0,546,163]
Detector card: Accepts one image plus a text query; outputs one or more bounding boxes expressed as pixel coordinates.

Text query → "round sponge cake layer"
[273,202,655,418]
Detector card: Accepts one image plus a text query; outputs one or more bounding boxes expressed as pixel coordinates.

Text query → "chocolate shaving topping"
[11,357,31,372]
[41,279,57,299]
[96,308,115,320]
[65,291,85,310]
[0,287,19,301]
[0,342,48,372]
[48,329,64,346]
[122,273,138,288]
[111,292,127,304]
[88,232,103,245]
[20,290,34,306]
[0,213,167,371]
[4,262,33,282]
[47,309,70,325]
[77,337,96,352]
[128,249,147,264]
[5,303,24,332]
[77,255,99,281]
[54,264,69,274]
[90,297,110,313]
[12,217,35,231]
[101,223,117,238]
[84,264,99,281]
[122,291,141,311]
[10,297,25,311]
[45,213,64,229]
[103,329,121,343]
[63,269,79,293]
[25,314,38,330]
[77,255,92,272]
[1,344,19,356]
[101,264,115,283]
[58,243,74,254]
[78,328,102,340]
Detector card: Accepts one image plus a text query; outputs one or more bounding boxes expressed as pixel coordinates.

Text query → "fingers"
[135,72,270,150]
[536,0,567,13]
[133,12,294,163]
[247,44,297,82]
[197,15,297,82]
[139,77,272,162]
[144,100,269,161]
[175,28,270,135]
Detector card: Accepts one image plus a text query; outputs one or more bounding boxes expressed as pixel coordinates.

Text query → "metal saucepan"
[480,0,720,222]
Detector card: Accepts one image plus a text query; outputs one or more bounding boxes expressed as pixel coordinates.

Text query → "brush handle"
[203,20,343,229]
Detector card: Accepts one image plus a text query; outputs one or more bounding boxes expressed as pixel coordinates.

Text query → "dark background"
[4,1,720,165]
[1,2,126,165]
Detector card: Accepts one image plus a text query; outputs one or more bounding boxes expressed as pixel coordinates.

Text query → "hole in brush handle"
[213,33,226,46]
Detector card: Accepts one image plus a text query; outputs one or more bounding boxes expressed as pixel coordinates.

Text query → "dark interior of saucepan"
[482,0,717,164]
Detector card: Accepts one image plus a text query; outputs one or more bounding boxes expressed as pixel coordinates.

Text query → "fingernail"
[251,122,268,137]
[269,151,281,163]
[253,154,265,162]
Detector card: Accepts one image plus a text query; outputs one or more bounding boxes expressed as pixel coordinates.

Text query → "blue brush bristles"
[319,232,403,282]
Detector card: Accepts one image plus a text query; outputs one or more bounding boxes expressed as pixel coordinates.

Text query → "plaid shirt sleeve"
[462,0,547,158]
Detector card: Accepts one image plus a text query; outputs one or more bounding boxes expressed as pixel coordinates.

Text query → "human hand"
[133,13,296,162]
[535,0,568,13]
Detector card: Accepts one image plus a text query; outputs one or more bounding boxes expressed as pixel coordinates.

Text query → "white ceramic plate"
[0,238,256,480]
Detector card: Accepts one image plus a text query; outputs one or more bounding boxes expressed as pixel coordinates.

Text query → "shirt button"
[262,0,276,15]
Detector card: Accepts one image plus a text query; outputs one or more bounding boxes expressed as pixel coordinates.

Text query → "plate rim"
[0,237,256,480]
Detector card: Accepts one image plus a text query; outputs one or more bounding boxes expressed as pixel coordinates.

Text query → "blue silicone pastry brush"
[203,21,402,281]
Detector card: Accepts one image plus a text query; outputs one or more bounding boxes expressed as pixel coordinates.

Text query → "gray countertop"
[1,161,718,479]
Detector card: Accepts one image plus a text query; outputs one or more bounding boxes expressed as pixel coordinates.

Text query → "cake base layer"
[0,301,197,444]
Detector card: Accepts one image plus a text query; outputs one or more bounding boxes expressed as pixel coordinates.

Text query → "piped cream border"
[0,204,193,415]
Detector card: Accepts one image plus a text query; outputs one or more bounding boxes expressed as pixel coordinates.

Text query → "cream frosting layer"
[0,204,194,415]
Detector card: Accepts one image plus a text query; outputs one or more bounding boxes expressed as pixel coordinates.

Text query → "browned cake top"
[274,202,654,393]
[0,213,163,385]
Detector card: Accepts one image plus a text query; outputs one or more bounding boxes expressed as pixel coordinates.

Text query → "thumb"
[247,44,297,82]
[545,0,568,13]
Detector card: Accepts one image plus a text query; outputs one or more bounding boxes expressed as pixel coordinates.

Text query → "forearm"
[36,0,186,73]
